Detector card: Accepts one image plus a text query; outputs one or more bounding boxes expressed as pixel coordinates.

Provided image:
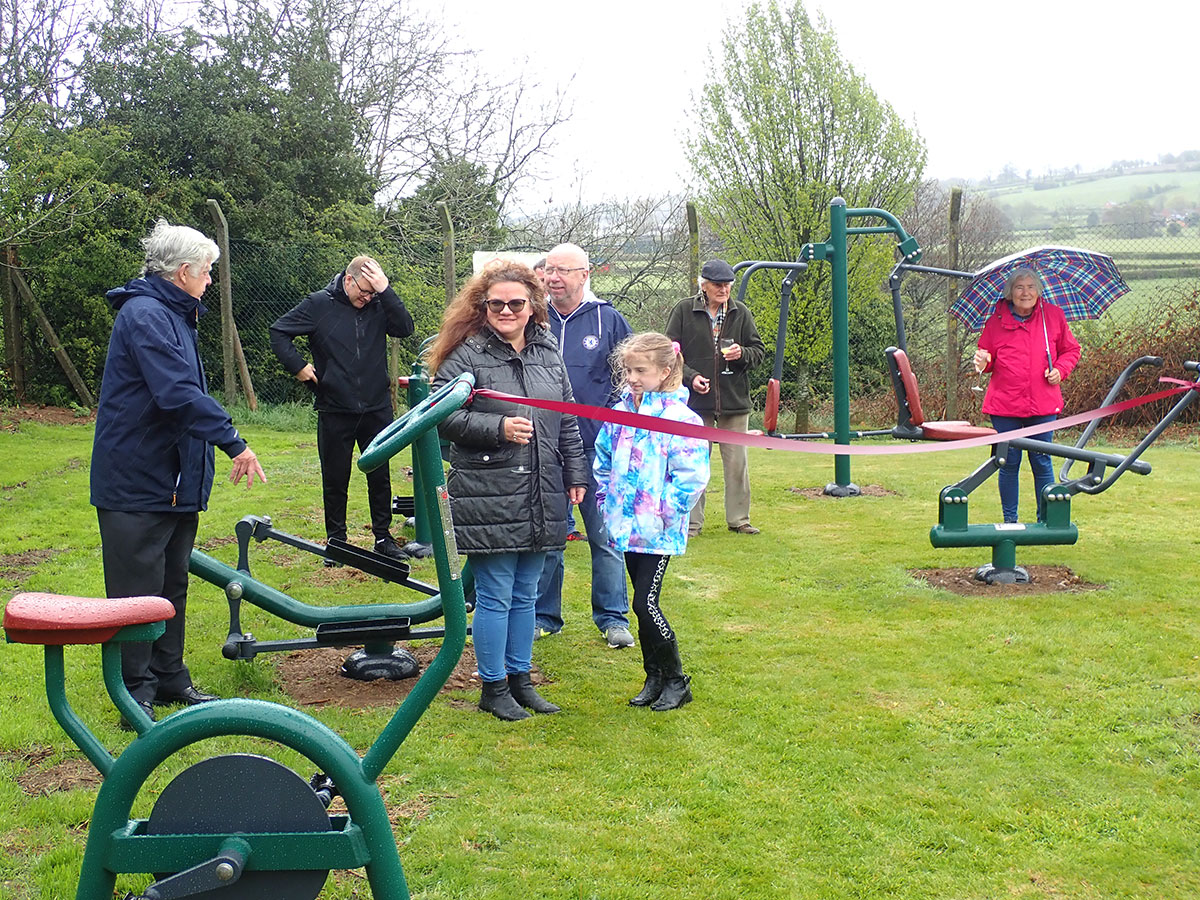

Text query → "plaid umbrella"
[951,245,1131,330]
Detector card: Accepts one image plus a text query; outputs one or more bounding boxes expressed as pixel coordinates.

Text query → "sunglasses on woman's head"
[483,298,528,313]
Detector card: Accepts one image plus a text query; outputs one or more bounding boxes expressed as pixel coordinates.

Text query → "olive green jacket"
[665,293,765,416]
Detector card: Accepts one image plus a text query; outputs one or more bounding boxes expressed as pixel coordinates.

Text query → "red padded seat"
[890,348,996,442]
[3,593,175,646]
[919,421,999,441]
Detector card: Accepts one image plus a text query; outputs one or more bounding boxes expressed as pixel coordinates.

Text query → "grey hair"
[1003,267,1044,300]
[140,218,220,278]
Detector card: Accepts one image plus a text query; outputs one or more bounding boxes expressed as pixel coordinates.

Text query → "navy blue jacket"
[269,273,415,414]
[91,275,246,513]
[546,290,631,449]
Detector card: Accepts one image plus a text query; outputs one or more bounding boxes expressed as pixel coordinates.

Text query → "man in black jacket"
[666,259,766,535]
[270,257,414,560]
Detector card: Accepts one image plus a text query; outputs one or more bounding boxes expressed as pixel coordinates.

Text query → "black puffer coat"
[433,324,588,555]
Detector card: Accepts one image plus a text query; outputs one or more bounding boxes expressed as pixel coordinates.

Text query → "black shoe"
[650,639,692,711]
[478,679,531,721]
[119,700,156,731]
[629,643,664,707]
[322,557,341,568]
[374,534,409,561]
[507,672,560,714]
[153,686,219,706]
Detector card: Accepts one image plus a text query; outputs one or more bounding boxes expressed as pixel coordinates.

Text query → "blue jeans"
[536,453,629,634]
[990,414,1057,524]
[469,551,545,682]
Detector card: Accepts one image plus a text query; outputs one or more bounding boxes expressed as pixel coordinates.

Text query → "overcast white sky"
[440,0,1200,208]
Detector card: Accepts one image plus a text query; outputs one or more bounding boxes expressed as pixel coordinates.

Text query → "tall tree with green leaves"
[686,0,925,429]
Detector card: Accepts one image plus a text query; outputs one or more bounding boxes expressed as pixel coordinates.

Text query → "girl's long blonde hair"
[611,332,684,393]
[424,261,547,373]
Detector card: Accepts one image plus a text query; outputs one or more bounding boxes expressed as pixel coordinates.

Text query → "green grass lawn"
[2,416,1199,899]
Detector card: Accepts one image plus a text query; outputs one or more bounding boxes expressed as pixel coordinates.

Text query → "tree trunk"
[791,360,810,434]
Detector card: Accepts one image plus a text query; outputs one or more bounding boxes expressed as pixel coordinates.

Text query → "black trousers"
[624,551,674,648]
[97,509,199,703]
[317,408,393,542]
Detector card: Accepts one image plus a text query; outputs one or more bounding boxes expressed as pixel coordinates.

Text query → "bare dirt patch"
[910,565,1105,597]
[0,405,95,431]
[789,484,897,499]
[276,644,546,709]
[5,746,102,795]
[0,548,54,588]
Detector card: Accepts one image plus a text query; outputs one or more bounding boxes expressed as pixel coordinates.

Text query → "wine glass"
[719,339,735,375]
[512,403,532,474]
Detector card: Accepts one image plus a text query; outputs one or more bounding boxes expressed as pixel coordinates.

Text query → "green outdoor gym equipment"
[189,354,473,678]
[738,198,923,495]
[2,371,475,900]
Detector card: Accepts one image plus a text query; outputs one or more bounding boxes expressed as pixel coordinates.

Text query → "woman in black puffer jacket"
[427,262,588,721]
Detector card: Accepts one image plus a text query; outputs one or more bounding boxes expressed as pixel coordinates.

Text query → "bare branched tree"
[507,193,692,327]
[898,179,1014,361]
[0,0,89,131]
[0,0,111,246]
[286,0,567,204]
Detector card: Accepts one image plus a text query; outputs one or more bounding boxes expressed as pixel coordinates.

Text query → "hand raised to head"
[359,259,389,293]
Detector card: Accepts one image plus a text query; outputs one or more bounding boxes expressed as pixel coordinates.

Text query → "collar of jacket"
[995,299,1043,330]
[690,291,732,315]
[549,288,609,338]
[324,271,354,306]
[617,385,690,415]
[105,274,206,325]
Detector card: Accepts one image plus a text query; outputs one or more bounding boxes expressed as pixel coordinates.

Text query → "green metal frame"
[21,373,475,900]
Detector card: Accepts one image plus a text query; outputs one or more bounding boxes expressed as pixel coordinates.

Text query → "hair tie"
[671,341,681,355]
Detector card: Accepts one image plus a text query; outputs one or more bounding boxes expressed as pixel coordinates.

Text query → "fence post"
[10,265,94,407]
[945,186,963,419]
[206,200,257,410]
[686,201,699,295]
[2,244,26,402]
[438,201,455,306]
[206,199,238,407]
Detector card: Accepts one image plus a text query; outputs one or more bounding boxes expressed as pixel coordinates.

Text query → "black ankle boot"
[507,672,560,714]
[650,639,692,712]
[629,642,663,707]
[479,679,531,721]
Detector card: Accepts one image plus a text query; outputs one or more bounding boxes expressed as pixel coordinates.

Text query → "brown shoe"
[728,524,760,535]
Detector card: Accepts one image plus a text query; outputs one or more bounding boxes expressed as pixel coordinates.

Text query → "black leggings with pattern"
[624,551,674,648]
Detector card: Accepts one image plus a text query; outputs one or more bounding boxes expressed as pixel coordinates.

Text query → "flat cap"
[700,259,735,283]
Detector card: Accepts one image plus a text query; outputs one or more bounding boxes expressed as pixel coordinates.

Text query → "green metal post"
[828,198,852,489]
[407,363,433,547]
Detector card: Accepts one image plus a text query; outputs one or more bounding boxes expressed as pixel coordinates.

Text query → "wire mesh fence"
[177,219,1200,410]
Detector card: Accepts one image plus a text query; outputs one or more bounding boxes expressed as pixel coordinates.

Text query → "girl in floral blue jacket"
[594,333,710,710]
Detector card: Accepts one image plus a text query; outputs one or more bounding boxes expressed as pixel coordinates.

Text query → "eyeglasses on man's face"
[351,275,377,299]
[543,266,587,277]
[484,297,528,313]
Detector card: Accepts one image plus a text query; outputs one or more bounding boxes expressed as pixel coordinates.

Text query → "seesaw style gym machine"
[1,372,475,900]
[188,358,472,679]
[887,349,1200,582]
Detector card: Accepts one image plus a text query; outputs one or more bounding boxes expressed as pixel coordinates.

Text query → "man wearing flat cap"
[666,259,766,536]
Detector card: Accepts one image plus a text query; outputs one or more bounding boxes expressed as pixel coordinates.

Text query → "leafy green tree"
[71,3,377,241]
[686,0,925,429]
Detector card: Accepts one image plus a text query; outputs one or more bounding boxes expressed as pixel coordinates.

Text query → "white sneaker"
[604,625,635,649]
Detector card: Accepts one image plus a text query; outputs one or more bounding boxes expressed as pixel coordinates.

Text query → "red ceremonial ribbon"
[472,380,1199,457]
